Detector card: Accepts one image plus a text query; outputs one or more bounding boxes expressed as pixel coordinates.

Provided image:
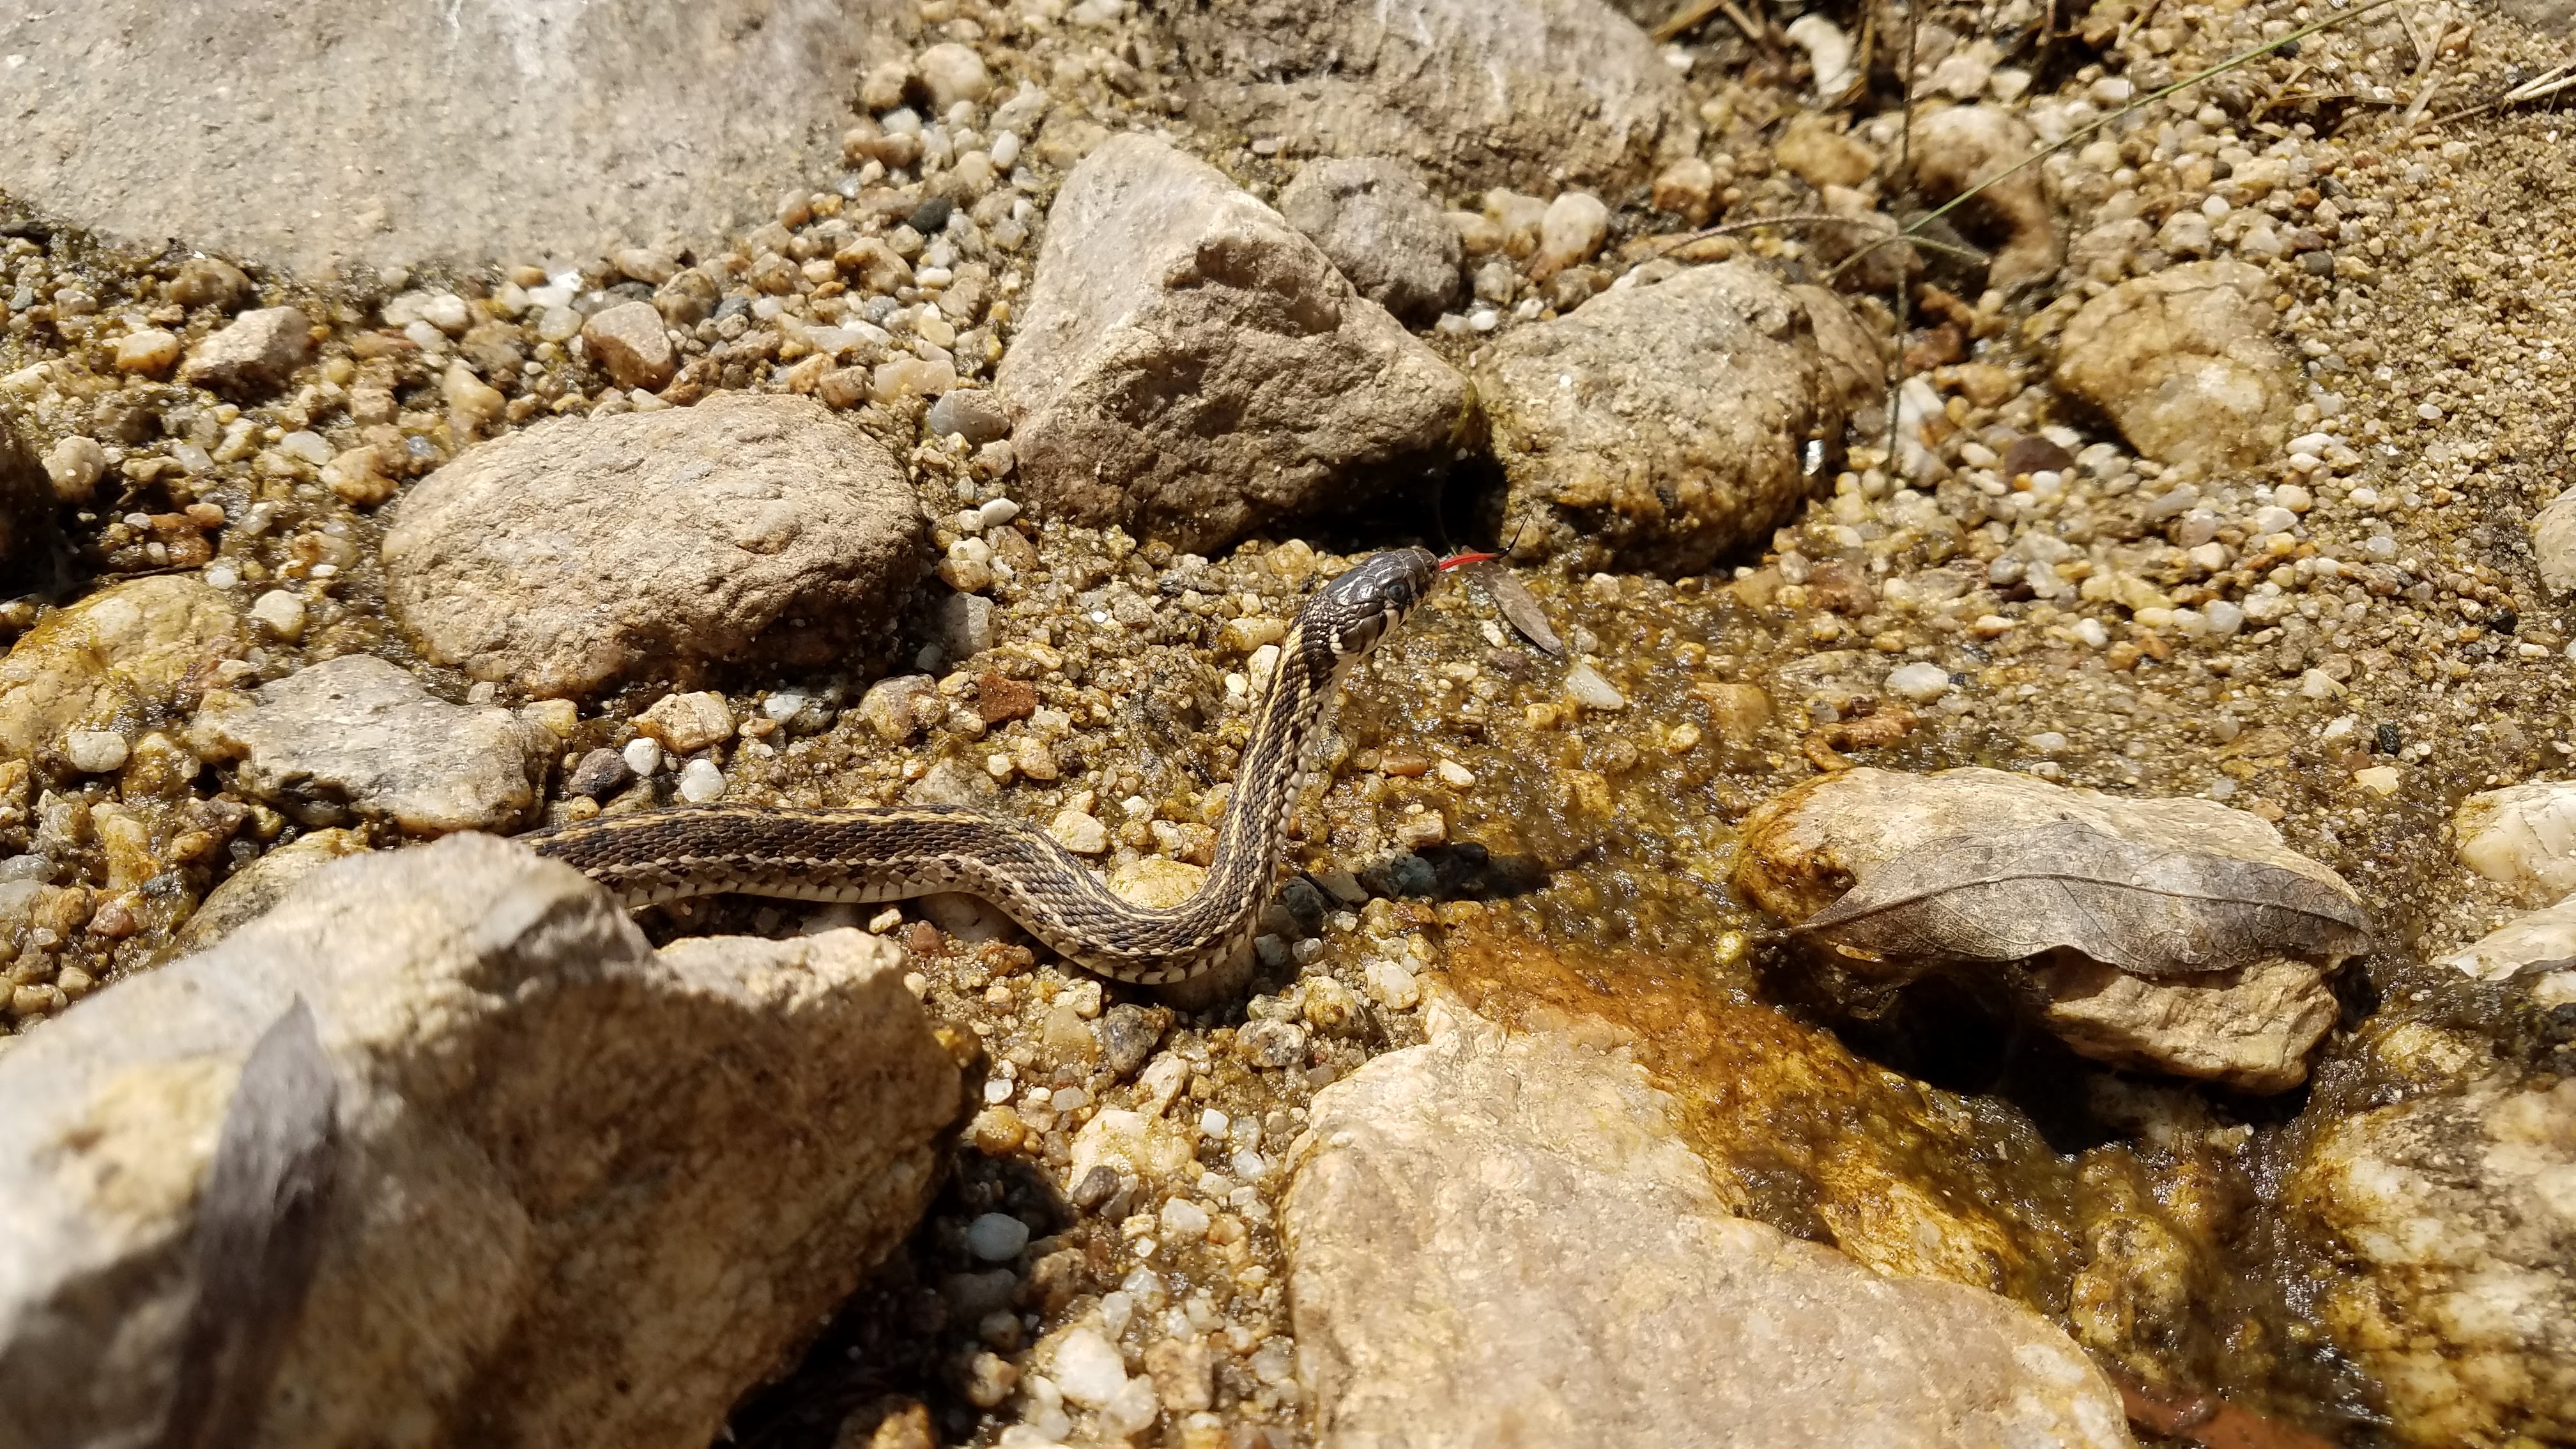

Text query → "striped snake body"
[527,548,1443,983]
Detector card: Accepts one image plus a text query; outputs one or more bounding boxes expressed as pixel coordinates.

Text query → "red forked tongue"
[1436,550,1499,571]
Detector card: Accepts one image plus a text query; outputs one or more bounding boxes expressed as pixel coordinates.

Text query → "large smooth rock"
[1284,997,2131,1447]
[2290,1074,2575,1447]
[1275,157,1462,325]
[0,1,908,280]
[0,833,960,1448]
[1170,0,1692,194]
[1736,767,2359,1091]
[998,135,1466,555]
[2052,260,2294,474]
[0,575,243,769]
[383,393,926,698]
[187,654,554,835]
[1478,263,1860,574]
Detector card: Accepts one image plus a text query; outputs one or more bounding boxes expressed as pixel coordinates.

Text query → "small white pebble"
[248,588,307,641]
[1160,1196,1212,1241]
[622,737,665,776]
[1883,661,1951,704]
[63,730,129,773]
[2071,617,2110,648]
[2027,731,2069,753]
[977,497,1021,529]
[1199,1106,1230,1138]
[983,1076,1014,1105]
[1561,661,1627,711]
[1435,759,1475,787]
[677,757,726,802]
[870,906,905,932]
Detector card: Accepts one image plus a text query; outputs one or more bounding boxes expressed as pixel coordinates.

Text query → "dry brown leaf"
[1793,820,2370,976]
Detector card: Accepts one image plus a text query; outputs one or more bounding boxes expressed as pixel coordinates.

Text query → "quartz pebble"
[249,588,307,641]
[622,737,664,776]
[1883,661,1952,703]
[1050,1325,1129,1408]
[1561,662,1627,711]
[675,757,726,803]
[63,730,130,773]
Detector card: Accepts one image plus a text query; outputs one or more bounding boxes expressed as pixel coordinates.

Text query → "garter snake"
[526,547,1451,983]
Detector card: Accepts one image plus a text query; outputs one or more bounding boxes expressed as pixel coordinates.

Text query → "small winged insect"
[1439,538,1563,657]
[1793,819,2372,977]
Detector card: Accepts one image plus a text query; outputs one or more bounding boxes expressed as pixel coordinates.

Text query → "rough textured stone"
[383,393,926,698]
[0,411,53,585]
[2290,1073,2575,1448]
[178,307,314,399]
[999,136,1466,554]
[1275,158,1462,324]
[1908,103,2062,293]
[2437,896,2576,1007]
[581,301,678,392]
[161,827,371,958]
[0,2,912,280]
[2533,484,2576,597]
[1736,767,2358,1091]
[2053,261,2294,474]
[1170,0,1692,194]
[0,576,242,769]
[1478,263,1858,574]
[0,833,958,1449]
[187,655,554,835]
[2454,780,2576,907]
[1284,997,2131,1447]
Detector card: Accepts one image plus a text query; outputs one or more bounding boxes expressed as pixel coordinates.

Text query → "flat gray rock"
[1284,999,2132,1447]
[0,1,909,279]
[382,393,926,698]
[0,833,958,1449]
[188,654,553,835]
[1478,263,1864,574]
[999,135,1466,555]
[1276,157,1462,325]
[1170,0,1692,194]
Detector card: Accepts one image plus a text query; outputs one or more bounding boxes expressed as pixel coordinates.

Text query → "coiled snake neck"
[525,547,1443,983]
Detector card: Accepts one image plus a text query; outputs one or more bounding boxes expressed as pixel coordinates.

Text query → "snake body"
[526,548,1441,983]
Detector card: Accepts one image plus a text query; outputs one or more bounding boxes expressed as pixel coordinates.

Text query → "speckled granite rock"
[2053,261,2294,473]
[382,392,926,698]
[1478,263,1859,575]
[999,135,1466,555]
[0,834,959,1449]
[188,654,553,836]
[1283,997,2132,1447]
[0,575,242,769]
[1170,0,1692,194]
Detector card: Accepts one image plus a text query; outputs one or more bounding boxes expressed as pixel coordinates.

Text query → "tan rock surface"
[0,834,959,1449]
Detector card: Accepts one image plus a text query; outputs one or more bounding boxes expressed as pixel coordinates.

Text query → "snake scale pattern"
[526,548,1443,983]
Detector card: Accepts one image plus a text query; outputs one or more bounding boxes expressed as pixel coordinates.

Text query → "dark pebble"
[1098,1002,1169,1079]
[2002,434,2076,479]
[1278,877,1328,934]
[908,196,956,234]
[2301,250,2336,277]
[1070,1163,1122,1212]
[565,747,632,799]
[2376,723,2403,755]
[1360,851,1437,898]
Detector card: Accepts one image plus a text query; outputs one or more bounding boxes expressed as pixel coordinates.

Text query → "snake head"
[1310,546,1439,660]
